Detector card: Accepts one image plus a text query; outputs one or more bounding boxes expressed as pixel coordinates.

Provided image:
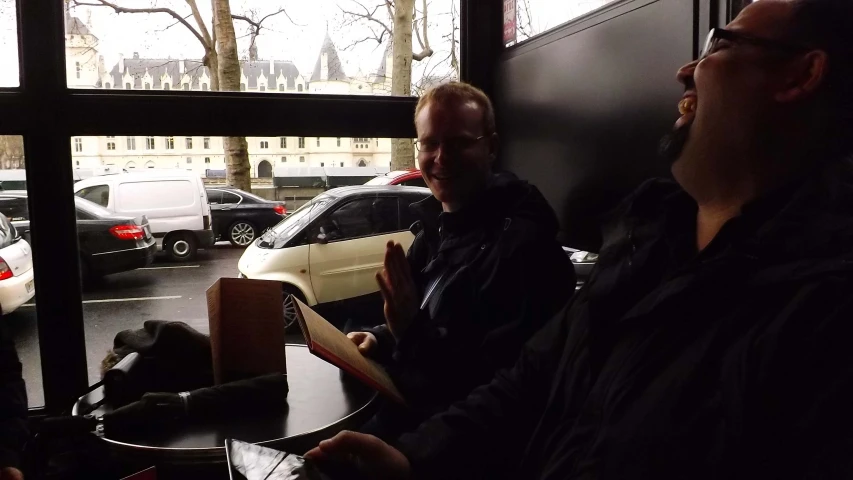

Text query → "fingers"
[376,270,392,304]
[315,431,391,461]
[347,331,365,345]
[346,332,376,353]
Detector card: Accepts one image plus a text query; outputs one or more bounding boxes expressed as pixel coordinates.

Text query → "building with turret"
[65,14,398,178]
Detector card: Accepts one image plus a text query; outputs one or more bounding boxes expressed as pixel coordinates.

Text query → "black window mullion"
[19,0,88,411]
[66,92,418,138]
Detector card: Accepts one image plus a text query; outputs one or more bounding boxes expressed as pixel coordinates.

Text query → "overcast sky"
[0,0,614,88]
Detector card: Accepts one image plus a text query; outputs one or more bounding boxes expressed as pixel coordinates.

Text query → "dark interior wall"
[495,0,697,251]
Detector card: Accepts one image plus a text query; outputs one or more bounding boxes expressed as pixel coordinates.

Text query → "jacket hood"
[410,171,561,238]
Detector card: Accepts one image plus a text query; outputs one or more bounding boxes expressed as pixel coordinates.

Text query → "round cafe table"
[73,344,377,474]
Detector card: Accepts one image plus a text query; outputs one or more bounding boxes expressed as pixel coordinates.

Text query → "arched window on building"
[163,83,171,90]
[125,161,136,170]
[125,82,131,89]
[202,83,208,91]
[145,161,156,169]
[105,82,111,89]
[357,159,367,167]
[297,84,303,92]
[257,160,272,178]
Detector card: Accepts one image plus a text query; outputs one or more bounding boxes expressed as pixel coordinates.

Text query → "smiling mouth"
[678,96,697,116]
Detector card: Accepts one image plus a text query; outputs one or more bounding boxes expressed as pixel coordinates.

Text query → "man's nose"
[676,59,698,88]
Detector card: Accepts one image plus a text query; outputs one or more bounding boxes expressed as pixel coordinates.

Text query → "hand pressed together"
[376,241,419,339]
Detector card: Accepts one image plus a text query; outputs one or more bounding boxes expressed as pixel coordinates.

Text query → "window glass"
[0,197,29,222]
[508,0,618,46]
[0,138,42,406]
[77,184,110,207]
[324,197,399,240]
[206,189,223,204]
[64,1,459,96]
[221,191,242,204]
[0,1,18,87]
[401,177,427,188]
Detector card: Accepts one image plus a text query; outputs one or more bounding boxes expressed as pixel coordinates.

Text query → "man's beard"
[658,122,692,166]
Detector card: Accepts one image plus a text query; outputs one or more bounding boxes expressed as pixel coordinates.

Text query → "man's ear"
[775,50,829,103]
[488,133,499,162]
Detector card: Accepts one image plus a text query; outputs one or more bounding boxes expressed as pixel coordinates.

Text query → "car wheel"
[282,285,305,333]
[228,221,257,247]
[166,233,198,262]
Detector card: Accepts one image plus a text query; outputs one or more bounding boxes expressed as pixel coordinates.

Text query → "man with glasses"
[345,82,575,442]
[309,0,853,477]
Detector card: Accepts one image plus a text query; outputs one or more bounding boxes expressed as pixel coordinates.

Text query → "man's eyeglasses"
[414,135,488,154]
[700,28,812,59]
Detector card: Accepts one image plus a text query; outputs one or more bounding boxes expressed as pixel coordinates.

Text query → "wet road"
[6,243,305,407]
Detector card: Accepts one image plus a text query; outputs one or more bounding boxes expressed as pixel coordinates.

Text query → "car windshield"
[364,176,393,186]
[258,195,331,248]
[74,196,113,218]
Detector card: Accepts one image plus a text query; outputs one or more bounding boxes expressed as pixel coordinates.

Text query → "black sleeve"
[745,280,853,478]
[0,325,28,470]
[395,304,573,479]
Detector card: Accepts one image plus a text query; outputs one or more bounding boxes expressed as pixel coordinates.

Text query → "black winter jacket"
[398,159,853,479]
[367,172,575,432]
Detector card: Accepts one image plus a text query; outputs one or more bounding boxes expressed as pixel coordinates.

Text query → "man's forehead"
[416,100,484,130]
[728,0,796,37]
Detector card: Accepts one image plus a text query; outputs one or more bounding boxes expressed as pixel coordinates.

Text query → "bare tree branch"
[71,0,208,49]
[412,0,432,61]
[339,1,393,36]
[185,0,213,49]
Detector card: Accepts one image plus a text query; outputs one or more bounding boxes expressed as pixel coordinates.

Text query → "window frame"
[12,0,475,413]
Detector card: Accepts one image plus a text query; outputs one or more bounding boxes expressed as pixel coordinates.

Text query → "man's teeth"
[678,97,696,116]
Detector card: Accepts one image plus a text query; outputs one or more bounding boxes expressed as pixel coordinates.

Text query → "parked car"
[73,170,214,261]
[0,192,157,281]
[364,169,427,188]
[205,187,287,247]
[238,185,432,327]
[0,213,34,315]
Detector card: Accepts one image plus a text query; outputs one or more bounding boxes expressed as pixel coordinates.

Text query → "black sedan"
[206,187,287,247]
[0,192,156,282]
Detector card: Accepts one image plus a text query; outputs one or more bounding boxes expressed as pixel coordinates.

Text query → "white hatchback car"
[238,186,432,327]
[0,214,34,315]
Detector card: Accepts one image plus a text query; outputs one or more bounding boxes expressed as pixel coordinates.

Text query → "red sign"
[503,0,517,44]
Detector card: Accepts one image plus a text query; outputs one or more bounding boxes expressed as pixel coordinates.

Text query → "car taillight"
[0,258,11,281]
[110,224,145,241]
[274,205,286,215]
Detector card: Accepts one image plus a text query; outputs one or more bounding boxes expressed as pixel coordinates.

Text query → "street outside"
[5,243,306,407]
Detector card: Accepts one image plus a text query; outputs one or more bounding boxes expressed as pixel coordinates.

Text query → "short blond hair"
[415,82,496,134]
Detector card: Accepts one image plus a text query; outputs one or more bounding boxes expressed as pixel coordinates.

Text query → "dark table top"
[73,344,377,464]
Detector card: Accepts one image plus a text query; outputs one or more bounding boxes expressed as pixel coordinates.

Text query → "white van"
[73,170,214,261]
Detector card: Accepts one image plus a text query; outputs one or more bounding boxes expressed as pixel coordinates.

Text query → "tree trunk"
[0,136,24,170]
[391,0,416,171]
[213,0,251,192]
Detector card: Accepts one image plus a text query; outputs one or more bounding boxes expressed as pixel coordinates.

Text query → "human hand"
[347,331,378,355]
[0,467,23,480]
[305,431,411,480]
[376,241,419,339]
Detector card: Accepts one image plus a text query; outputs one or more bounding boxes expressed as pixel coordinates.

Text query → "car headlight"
[570,251,599,263]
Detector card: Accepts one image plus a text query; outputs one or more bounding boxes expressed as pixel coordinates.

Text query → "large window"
[508,0,618,46]
[64,1,460,97]
[4,0,469,414]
